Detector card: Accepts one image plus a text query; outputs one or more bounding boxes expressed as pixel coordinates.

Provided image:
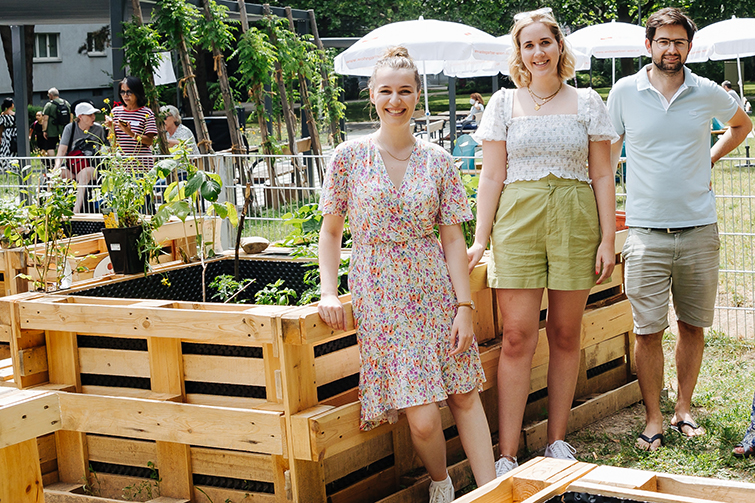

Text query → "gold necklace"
[377,139,415,162]
[527,82,563,111]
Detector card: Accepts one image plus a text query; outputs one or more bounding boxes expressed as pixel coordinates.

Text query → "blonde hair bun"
[383,46,412,60]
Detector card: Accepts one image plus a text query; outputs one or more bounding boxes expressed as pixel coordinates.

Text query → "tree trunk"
[263,4,304,188]
[308,9,342,146]
[130,0,170,155]
[285,7,324,185]
[177,34,213,156]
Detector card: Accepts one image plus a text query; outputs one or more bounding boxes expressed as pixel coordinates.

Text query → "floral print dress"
[320,135,485,431]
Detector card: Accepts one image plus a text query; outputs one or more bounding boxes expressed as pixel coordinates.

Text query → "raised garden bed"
[0,231,645,503]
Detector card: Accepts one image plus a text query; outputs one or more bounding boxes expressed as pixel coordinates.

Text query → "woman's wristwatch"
[456,300,476,311]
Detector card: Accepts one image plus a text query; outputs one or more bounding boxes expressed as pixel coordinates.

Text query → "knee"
[547,327,581,353]
[446,390,479,413]
[502,329,536,358]
[407,410,441,442]
[636,331,664,348]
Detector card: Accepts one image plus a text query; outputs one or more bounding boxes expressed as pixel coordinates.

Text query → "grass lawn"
[563,328,755,482]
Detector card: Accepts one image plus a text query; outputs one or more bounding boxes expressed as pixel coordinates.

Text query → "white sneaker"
[428,475,454,503]
[495,455,518,477]
[544,440,577,460]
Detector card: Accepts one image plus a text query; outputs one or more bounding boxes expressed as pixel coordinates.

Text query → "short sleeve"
[143,109,158,136]
[586,90,620,143]
[606,86,625,139]
[319,143,350,217]
[59,123,73,148]
[472,89,509,143]
[436,151,473,226]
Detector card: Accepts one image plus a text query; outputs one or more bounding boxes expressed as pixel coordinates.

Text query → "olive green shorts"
[488,174,601,291]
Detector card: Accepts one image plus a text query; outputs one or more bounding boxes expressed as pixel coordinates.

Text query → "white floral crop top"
[473,88,619,184]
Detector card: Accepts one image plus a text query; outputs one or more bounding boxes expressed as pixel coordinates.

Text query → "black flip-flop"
[732,442,755,458]
[637,432,664,450]
[670,420,704,437]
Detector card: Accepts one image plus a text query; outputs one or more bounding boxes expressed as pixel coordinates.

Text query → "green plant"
[122,461,160,501]
[18,171,78,291]
[298,257,349,306]
[461,174,479,249]
[0,196,28,248]
[255,279,297,305]
[209,274,255,303]
[81,463,101,496]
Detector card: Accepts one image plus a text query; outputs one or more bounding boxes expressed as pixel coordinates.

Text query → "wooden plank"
[37,433,57,465]
[191,447,275,483]
[512,458,577,502]
[19,298,275,345]
[282,303,357,346]
[75,471,159,501]
[520,463,597,503]
[0,438,45,503]
[57,393,286,454]
[579,464,657,491]
[19,345,49,376]
[55,431,89,485]
[581,300,633,348]
[78,347,150,378]
[567,481,726,503]
[87,435,156,468]
[324,429,393,484]
[0,390,61,448]
[183,354,266,386]
[80,386,181,402]
[314,345,359,387]
[524,380,641,453]
[584,333,627,370]
[329,466,396,503]
[656,473,755,503]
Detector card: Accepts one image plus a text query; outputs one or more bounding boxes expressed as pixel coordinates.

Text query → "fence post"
[218,154,236,251]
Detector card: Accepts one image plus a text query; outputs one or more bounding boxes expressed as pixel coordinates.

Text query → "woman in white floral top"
[318,47,495,502]
[468,9,618,475]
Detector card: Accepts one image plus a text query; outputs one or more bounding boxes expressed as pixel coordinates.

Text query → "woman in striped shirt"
[106,76,157,170]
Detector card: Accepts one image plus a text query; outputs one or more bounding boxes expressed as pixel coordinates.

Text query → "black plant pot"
[102,225,144,275]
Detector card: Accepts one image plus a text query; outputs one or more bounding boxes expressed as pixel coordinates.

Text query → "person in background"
[160,105,199,155]
[30,111,52,155]
[55,102,108,213]
[42,87,72,157]
[608,7,751,451]
[733,395,755,459]
[105,76,157,170]
[458,93,485,131]
[0,98,18,166]
[722,81,743,108]
[317,46,495,503]
[469,8,617,475]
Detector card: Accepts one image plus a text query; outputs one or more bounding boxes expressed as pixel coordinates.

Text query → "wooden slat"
[0,389,61,448]
[191,447,275,482]
[584,333,628,370]
[183,354,266,386]
[58,393,286,454]
[314,345,359,387]
[19,297,276,344]
[581,300,633,348]
[87,435,156,468]
[655,473,755,503]
[19,345,48,376]
[194,485,277,503]
[0,438,44,503]
[567,481,726,503]
[38,433,57,464]
[79,347,150,378]
[324,429,393,484]
[579,464,657,490]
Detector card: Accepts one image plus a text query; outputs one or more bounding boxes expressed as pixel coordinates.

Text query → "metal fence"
[1,151,753,338]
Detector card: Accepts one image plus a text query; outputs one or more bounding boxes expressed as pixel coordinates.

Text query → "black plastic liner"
[73,258,310,303]
[78,335,148,351]
[193,473,274,494]
[66,219,107,237]
[317,373,360,402]
[586,356,626,379]
[314,334,357,357]
[326,454,394,496]
[184,380,266,399]
[89,460,157,480]
[80,373,151,390]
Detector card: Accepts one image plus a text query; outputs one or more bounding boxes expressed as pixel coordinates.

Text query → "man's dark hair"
[646,7,697,43]
[1,97,13,112]
[119,76,148,107]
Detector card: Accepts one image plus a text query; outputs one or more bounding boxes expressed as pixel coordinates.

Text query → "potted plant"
[98,159,161,275]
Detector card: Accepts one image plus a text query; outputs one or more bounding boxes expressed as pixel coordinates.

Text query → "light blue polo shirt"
[607,65,739,228]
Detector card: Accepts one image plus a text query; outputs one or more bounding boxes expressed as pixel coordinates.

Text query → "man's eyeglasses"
[652,38,689,50]
[119,90,134,96]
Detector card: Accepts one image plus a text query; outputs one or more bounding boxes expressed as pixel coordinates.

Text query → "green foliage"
[298,257,349,305]
[460,174,479,249]
[122,461,160,501]
[197,0,237,52]
[0,197,28,248]
[233,28,276,95]
[209,274,255,303]
[122,20,165,87]
[152,0,201,54]
[81,463,101,496]
[255,279,298,305]
[99,163,157,229]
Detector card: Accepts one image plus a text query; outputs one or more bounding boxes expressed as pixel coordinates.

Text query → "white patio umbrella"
[686,17,755,103]
[566,20,649,85]
[334,17,509,124]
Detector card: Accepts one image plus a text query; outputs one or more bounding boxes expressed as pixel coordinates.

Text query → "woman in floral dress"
[317,47,495,503]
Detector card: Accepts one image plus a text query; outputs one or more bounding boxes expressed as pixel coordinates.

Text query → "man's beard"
[653,55,683,74]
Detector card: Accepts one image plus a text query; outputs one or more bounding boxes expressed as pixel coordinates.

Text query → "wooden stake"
[308,9,343,146]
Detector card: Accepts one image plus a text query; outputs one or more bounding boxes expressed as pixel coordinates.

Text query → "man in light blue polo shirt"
[608,7,751,452]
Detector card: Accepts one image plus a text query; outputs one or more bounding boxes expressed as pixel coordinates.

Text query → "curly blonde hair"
[508,10,576,88]
[368,46,422,91]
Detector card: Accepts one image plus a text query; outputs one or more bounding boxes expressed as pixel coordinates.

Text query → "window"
[86,32,107,57]
[33,33,60,62]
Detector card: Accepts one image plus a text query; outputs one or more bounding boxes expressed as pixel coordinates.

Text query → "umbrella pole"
[612,57,616,86]
[737,55,745,103]
[423,61,430,141]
